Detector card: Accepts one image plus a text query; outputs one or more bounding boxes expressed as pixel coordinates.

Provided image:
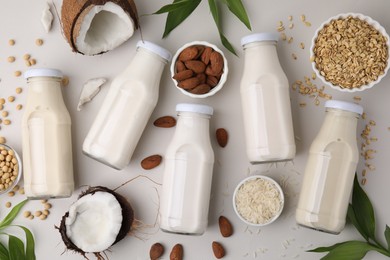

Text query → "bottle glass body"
[296,107,360,234]
[240,41,295,163]
[83,46,168,170]
[22,75,74,199]
[160,110,214,235]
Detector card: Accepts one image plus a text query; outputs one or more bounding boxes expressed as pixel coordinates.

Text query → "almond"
[173,70,193,81]
[170,244,183,260]
[218,215,233,237]
[216,129,228,148]
[184,60,206,74]
[178,77,200,90]
[178,46,198,61]
[150,243,164,260]
[210,51,224,74]
[205,65,223,77]
[176,60,186,72]
[141,155,162,170]
[201,47,213,64]
[196,45,205,59]
[196,73,206,84]
[189,84,210,95]
[207,76,219,87]
[154,116,176,128]
[212,242,225,259]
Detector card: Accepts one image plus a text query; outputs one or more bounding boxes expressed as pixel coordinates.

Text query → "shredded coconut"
[235,178,283,224]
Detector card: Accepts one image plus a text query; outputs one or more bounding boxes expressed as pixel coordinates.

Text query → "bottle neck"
[176,111,211,134]
[321,108,359,138]
[26,77,63,99]
[243,41,281,69]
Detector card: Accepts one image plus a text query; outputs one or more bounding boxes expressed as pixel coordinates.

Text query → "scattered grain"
[16,104,23,110]
[5,202,11,208]
[62,76,69,87]
[0,137,6,144]
[289,23,294,29]
[23,211,31,218]
[361,178,367,185]
[19,187,25,194]
[362,169,366,177]
[300,15,306,22]
[7,56,15,63]
[44,203,52,209]
[14,71,22,77]
[2,111,8,117]
[3,119,10,125]
[304,21,312,27]
[42,209,50,216]
[281,33,287,41]
[12,185,19,192]
[8,96,15,102]
[288,37,293,44]
[35,38,44,46]
[30,59,36,65]
[292,53,297,60]
[8,39,15,46]
[34,211,42,217]
[15,87,22,94]
[39,214,47,220]
[28,215,34,220]
[299,102,307,108]
[7,191,15,197]
[288,15,293,21]
[40,199,47,204]
[25,60,32,67]
[299,42,305,49]
[23,54,31,60]
[353,96,362,102]
[0,98,5,105]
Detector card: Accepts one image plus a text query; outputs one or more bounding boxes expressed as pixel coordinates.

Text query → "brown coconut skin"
[58,186,134,256]
[61,0,139,54]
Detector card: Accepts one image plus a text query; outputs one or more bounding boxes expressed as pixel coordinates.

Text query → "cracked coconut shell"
[61,0,139,55]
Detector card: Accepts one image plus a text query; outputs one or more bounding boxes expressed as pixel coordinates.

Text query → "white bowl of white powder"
[233,175,284,226]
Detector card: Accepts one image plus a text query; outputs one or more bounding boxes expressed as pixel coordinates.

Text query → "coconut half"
[59,186,134,258]
[61,0,139,55]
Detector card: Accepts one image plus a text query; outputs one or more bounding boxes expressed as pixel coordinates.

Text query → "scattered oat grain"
[299,102,307,108]
[35,38,44,46]
[288,37,293,44]
[289,23,294,29]
[5,202,11,208]
[299,42,305,49]
[304,21,312,27]
[292,53,297,60]
[7,56,15,63]
[281,33,287,41]
[300,15,306,22]
[361,178,367,185]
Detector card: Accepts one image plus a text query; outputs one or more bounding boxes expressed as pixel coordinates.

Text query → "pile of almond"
[173,45,224,95]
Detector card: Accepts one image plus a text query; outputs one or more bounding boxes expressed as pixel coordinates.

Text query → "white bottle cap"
[24,68,63,79]
[137,41,172,62]
[176,103,214,116]
[241,33,279,46]
[325,100,364,115]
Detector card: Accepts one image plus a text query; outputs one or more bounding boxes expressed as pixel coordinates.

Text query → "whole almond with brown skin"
[150,243,164,260]
[212,242,225,259]
[210,51,224,74]
[184,60,206,74]
[176,60,186,72]
[178,77,200,90]
[205,65,223,77]
[178,46,198,61]
[216,128,228,148]
[218,215,233,237]
[196,73,206,84]
[189,84,210,95]
[141,155,162,170]
[170,244,183,260]
[173,69,193,81]
[201,47,213,64]
[196,45,205,59]
[207,76,219,87]
[154,116,176,128]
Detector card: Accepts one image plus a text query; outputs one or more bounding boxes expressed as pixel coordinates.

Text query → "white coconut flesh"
[76,2,135,55]
[65,191,123,253]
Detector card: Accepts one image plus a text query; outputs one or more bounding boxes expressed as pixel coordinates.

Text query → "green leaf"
[347,203,369,241]
[308,242,348,253]
[152,0,192,14]
[0,241,9,260]
[310,241,375,260]
[8,235,25,260]
[385,225,390,251]
[222,0,251,30]
[162,0,201,38]
[208,0,237,55]
[351,174,376,240]
[17,226,35,260]
[0,200,28,230]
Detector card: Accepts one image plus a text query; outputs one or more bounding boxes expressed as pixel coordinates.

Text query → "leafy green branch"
[308,175,390,259]
[152,0,251,55]
[0,199,36,260]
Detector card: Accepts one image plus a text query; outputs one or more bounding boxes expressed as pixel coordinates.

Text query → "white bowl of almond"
[171,41,228,98]
[233,175,284,226]
[311,13,390,92]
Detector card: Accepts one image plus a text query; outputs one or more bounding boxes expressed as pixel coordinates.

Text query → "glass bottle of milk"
[83,41,171,170]
[160,103,214,235]
[22,68,74,199]
[296,100,363,234]
[240,33,296,164]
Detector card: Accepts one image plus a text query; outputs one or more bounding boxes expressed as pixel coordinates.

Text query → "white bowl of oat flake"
[233,175,284,226]
[311,13,390,92]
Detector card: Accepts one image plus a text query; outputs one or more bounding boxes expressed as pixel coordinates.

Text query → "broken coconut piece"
[41,2,54,33]
[59,186,134,257]
[77,77,106,111]
[61,0,139,55]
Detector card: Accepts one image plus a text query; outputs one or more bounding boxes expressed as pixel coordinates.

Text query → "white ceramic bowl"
[310,13,390,92]
[233,175,284,226]
[171,41,228,98]
[0,144,22,195]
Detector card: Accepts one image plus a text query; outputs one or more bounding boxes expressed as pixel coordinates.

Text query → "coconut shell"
[58,186,134,256]
[61,0,139,54]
